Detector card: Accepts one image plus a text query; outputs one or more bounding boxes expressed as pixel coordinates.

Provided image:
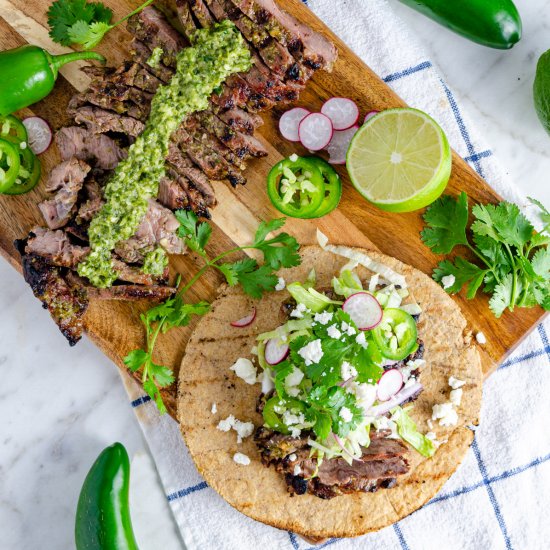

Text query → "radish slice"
[376,369,404,402]
[326,125,359,165]
[298,112,333,151]
[342,292,383,330]
[279,107,310,142]
[368,382,423,417]
[230,307,256,327]
[265,338,289,365]
[22,117,52,154]
[364,110,379,124]
[321,97,359,130]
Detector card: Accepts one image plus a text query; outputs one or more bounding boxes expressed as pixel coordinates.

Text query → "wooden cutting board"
[0,0,545,418]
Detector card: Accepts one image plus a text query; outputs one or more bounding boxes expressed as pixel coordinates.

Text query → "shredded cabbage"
[287,282,342,312]
[257,318,312,341]
[392,407,436,457]
[332,269,363,298]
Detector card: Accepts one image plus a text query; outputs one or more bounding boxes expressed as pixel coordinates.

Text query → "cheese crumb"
[327,324,342,339]
[290,303,309,318]
[289,153,299,162]
[230,358,257,384]
[288,453,297,462]
[476,331,487,345]
[355,331,368,349]
[448,376,466,390]
[211,403,217,414]
[314,311,333,325]
[432,403,458,427]
[298,339,324,366]
[339,406,353,422]
[233,452,250,466]
[441,274,455,289]
[217,415,254,443]
[450,388,463,407]
[293,465,302,476]
[341,321,356,336]
[275,277,286,291]
[217,415,235,432]
[426,432,441,446]
[427,419,434,430]
[341,361,358,381]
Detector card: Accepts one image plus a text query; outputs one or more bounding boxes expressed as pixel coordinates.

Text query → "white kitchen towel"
[122,0,550,549]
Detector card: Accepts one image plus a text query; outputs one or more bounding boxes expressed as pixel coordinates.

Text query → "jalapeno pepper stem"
[48,51,105,78]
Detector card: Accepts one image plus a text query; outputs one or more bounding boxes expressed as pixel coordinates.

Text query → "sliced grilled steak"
[115,199,185,262]
[87,284,176,301]
[127,6,188,67]
[16,246,88,346]
[72,105,145,138]
[188,0,216,27]
[38,158,91,230]
[56,127,127,170]
[158,169,190,210]
[77,179,104,223]
[25,227,89,267]
[237,0,338,71]
[129,39,175,83]
[218,107,263,135]
[255,427,409,499]
[111,258,169,286]
[83,61,163,94]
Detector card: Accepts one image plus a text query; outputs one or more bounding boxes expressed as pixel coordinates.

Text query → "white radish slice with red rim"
[369,381,423,416]
[342,292,383,330]
[279,107,310,142]
[230,307,256,327]
[321,97,359,130]
[364,110,379,124]
[22,117,52,155]
[298,112,333,151]
[326,125,359,165]
[265,337,290,365]
[376,369,404,402]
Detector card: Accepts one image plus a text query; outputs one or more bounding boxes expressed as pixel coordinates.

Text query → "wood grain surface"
[0,0,544,419]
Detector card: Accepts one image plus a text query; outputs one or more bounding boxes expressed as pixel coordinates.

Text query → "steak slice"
[87,283,176,301]
[255,427,409,499]
[115,199,185,262]
[77,179,104,224]
[218,107,263,135]
[127,6,188,67]
[56,127,127,170]
[130,39,175,83]
[188,0,216,27]
[158,169,190,210]
[83,61,163,94]
[71,105,145,137]
[16,247,88,346]
[38,158,91,230]
[25,227,89,268]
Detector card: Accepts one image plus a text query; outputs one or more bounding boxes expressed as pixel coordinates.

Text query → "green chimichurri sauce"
[77,21,251,288]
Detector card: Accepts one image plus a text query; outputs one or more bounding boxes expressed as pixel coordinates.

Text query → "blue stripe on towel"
[166,481,208,502]
[131,395,151,408]
[393,524,410,550]
[472,439,513,550]
[383,61,432,83]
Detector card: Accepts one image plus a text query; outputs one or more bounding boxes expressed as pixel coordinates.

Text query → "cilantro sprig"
[124,214,300,413]
[421,192,550,317]
[47,0,154,50]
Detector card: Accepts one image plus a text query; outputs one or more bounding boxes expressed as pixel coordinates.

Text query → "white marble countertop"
[1,1,549,548]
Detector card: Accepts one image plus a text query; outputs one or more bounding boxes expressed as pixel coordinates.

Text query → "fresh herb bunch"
[124,214,300,413]
[270,309,383,440]
[47,0,154,50]
[421,192,550,317]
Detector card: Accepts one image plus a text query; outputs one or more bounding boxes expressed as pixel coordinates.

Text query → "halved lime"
[346,108,452,213]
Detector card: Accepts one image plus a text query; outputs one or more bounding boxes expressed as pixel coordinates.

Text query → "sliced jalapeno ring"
[302,159,342,219]
[267,156,325,218]
[0,115,28,144]
[263,395,307,433]
[372,308,418,361]
[4,146,41,195]
[0,137,21,193]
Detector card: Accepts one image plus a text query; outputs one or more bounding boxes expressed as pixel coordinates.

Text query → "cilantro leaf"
[532,247,550,278]
[421,192,469,254]
[309,409,331,440]
[472,202,534,250]
[350,345,383,383]
[254,218,287,244]
[528,197,550,233]
[68,19,111,49]
[433,258,487,299]
[143,379,166,415]
[236,264,278,298]
[123,349,148,372]
[149,362,175,387]
[489,274,515,318]
[175,209,211,254]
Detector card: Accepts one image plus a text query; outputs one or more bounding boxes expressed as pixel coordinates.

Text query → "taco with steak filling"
[178,237,482,539]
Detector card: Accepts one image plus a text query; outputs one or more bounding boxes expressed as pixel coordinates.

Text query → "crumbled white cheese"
[327,324,342,339]
[339,406,353,422]
[426,432,441,446]
[350,382,377,412]
[290,427,301,438]
[211,403,217,414]
[233,452,250,466]
[19,141,27,150]
[450,388,463,407]
[374,415,398,438]
[283,411,305,426]
[341,321,356,336]
[341,361,358,381]
[289,153,299,162]
[217,415,254,443]
[290,303,309,318]
[441,274,455,289]
[427,419,434,430]
[404,377,418,389]
[288,453,297,462]
[355,331,368,349]
[432,403,458,427]
[298,339,324,366]
[230,358,257,384]
[217,415,236,432]
[259,370,275,394]
[314,311,333,325]
[285,366,304,398]
[293,465,302,476]
[448,376,466,390]
[275,277,286,291]
[476,331,487,345]
[250,346,258,356]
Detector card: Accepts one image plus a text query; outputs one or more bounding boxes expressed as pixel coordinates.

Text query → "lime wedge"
[346,108,451,213]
